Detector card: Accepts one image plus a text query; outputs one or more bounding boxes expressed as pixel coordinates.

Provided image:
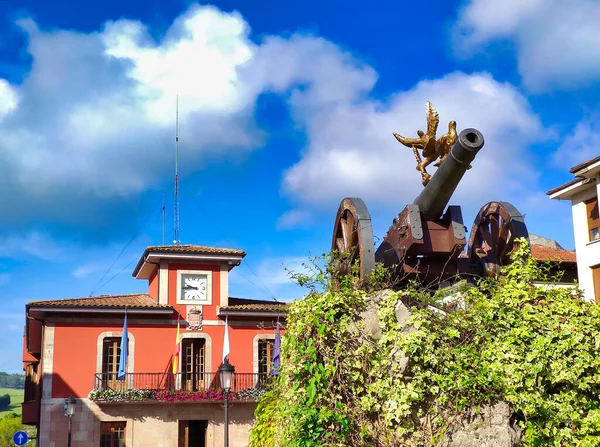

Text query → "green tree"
[0,413,34,447]
[0,373,24,390]
[0,396,10,411]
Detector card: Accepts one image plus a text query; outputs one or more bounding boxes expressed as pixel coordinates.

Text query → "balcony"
[90,372,272,404]
[21,400,40,425]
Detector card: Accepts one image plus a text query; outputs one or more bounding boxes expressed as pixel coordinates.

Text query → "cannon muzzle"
[412,128,484,221]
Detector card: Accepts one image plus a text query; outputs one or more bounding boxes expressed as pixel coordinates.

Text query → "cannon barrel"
[412,128,484,221]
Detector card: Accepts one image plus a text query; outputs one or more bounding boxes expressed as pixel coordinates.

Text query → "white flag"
[222,315,230,363]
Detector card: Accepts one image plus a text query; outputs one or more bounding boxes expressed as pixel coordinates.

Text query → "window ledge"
[586,238,600,247]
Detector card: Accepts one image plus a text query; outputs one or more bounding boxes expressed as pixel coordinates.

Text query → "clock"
[179,273,210,304]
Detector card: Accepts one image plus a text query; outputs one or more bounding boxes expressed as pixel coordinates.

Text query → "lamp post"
[218,359,235,447]
[64,395,76,447]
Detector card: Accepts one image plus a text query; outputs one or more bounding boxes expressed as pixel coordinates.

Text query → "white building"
[548,156,600,301]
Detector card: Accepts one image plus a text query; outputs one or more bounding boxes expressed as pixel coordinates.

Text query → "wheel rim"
[331,197,376,281]
[467,201,529,277]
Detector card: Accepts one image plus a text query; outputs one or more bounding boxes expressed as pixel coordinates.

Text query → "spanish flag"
[172,316,180,374]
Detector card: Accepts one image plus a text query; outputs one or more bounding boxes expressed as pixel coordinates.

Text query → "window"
[585,197,600,242]
[24,362,38,402]
[102,338,128,390]
[182,339,205,391]
[178,420,207,447]
[100,422,126,447]
[258,339,275,376]
[592,265,600,302]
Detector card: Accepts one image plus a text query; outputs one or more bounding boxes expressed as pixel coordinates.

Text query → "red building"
[21,245,287,446]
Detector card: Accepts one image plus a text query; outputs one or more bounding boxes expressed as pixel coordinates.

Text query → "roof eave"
[217,309,287,318]
[134,252,245,279]
[548,178,596,200]
[572,161,600,178]
[570,157,600,174]
[27,306,174,315]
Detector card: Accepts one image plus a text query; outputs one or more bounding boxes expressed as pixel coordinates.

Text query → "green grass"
[0,388,23,418]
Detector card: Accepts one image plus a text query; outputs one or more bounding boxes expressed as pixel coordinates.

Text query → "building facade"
[548,156,600,301]
[21,245,287,447]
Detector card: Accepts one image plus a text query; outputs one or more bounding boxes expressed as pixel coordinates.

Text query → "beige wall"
[38,398,257,447]
[571,180,600,301]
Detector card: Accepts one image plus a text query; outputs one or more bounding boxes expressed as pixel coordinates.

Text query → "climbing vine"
[249,241,600,446]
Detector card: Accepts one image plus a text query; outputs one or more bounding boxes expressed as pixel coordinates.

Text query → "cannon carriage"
[331,103,529,286]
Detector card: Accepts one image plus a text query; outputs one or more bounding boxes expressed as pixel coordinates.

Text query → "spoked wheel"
[331,197,376,282]
[467,201,529,277]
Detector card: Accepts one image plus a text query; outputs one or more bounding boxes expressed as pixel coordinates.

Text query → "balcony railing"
[93,372,272,394]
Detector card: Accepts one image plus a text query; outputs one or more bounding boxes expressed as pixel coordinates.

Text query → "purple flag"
[270,323,281,375]
[117,312,128,380]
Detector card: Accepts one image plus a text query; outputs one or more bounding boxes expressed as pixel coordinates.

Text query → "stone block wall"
[38,398,257,447]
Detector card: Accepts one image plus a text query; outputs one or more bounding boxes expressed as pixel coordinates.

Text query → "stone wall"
[38,398,256,447]
[361,291,521,447]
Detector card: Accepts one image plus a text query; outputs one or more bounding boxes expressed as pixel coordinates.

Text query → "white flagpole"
[222,316,230,363]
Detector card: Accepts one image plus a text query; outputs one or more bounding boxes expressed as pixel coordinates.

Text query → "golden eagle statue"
[393,102,460,186]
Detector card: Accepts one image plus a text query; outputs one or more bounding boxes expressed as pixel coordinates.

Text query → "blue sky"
[1,0,599,372]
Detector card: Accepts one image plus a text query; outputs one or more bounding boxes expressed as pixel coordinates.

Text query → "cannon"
[331,103,529,286]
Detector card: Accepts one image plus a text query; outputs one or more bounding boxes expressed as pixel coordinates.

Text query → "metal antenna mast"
[162,199,166,246]
[173,95,181,245]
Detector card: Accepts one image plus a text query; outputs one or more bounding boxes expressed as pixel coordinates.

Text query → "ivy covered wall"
[249,243,600,446]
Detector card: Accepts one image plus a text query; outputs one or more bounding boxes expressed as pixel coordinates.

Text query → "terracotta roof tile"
[28,293,172,309]
[221,303,288,312]
[133,245,247,277]
[144,245,246,256]
[220,297,288,313]
[570,155,600,173]
[228,297,279,306]
[531,245,576,263]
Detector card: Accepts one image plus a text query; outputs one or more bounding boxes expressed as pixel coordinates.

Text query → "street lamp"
[218,359,235,447]
[64,395,76,447]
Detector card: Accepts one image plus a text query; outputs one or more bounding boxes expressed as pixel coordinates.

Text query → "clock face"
[181,274,208,302]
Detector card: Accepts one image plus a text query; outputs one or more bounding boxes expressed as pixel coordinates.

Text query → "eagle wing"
[425,101,439,138]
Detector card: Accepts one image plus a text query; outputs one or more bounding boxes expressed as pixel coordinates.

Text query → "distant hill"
[0,373,24,389]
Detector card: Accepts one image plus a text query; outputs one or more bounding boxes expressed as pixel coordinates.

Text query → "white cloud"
[0,232,65,261]
[246,34,377,106]
[0,3,549,240]
[255,256,309,287]
[454,0,543,46]
[72,264,105,279]
[0,5,268,237]
[101,6,255,124]
[72,251,140,281]
[0,5,379,237]
[0,79,18,117]
[0,230,147,293]
[281,71,545,216]
[276,209,313,230]
[1,6,262,200]
[552,117,600,169]
[453,0,600,91]
[229,255,313,300]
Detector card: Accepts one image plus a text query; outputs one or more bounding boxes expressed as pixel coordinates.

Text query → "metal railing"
[94,372,272,393]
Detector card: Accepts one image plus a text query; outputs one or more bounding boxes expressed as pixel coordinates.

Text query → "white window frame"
[96,331,136,389]
[253,334,277,375]
[175,333,213,389]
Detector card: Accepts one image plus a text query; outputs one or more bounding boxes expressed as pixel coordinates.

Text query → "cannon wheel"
[331,198,376,281]
[467,201,529,277]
